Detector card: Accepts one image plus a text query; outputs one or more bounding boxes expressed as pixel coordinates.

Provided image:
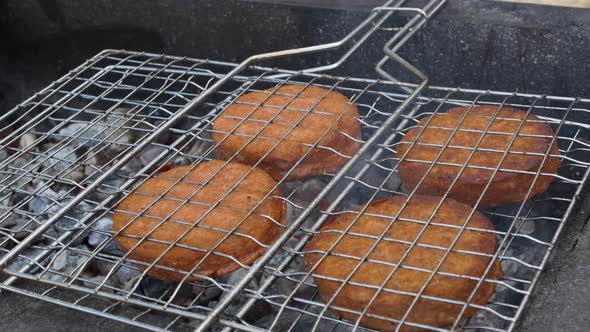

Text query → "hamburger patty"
[397,106,561,207]
[305,195,502,331]
[212,84,361,181]
[113,160,286,281]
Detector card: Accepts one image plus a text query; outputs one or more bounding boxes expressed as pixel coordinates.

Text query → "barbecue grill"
[1,0,590,331]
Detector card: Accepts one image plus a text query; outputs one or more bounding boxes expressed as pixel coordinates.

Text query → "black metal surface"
[0,274,144,332]
[3,0,590,108]
[518,184,590,332]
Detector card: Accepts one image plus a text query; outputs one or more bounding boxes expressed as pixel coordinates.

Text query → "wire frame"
[0,50,589,332]
[0,50,419,330]
[219,90,590,332]
[0,51,229,253]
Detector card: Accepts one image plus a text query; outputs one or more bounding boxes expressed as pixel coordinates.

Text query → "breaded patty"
[113,160,286,281]
[212,84,361,181]
[305,195,502,331]
[397,106,561,207]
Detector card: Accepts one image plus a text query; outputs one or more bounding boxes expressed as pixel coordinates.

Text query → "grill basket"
[2,1,590,331]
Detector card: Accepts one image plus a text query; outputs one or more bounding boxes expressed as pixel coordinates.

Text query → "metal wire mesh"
[221,89,590,332]
[1,49,589,332]
[0,49,419,329]
[0,51,229,253]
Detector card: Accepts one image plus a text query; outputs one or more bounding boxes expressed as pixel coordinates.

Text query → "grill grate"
[224,92,590,332]
[2,1,590,331]
[1,50,590,331]
[0,50,431,330]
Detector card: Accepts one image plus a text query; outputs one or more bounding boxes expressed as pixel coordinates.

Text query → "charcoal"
[29,182,59,216]
[56,122,108,150]
[87,216,113,247]
[5,247,45,273]
[91,259,141,289]
[40,145,85,183]
[138,145,169,167]
[51,248,87,275]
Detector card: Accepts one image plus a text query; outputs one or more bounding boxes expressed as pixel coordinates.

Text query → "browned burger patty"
[305,195,502,332]
[113,160,286,281]
[211,84,361,181]
[397,106,561,207]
